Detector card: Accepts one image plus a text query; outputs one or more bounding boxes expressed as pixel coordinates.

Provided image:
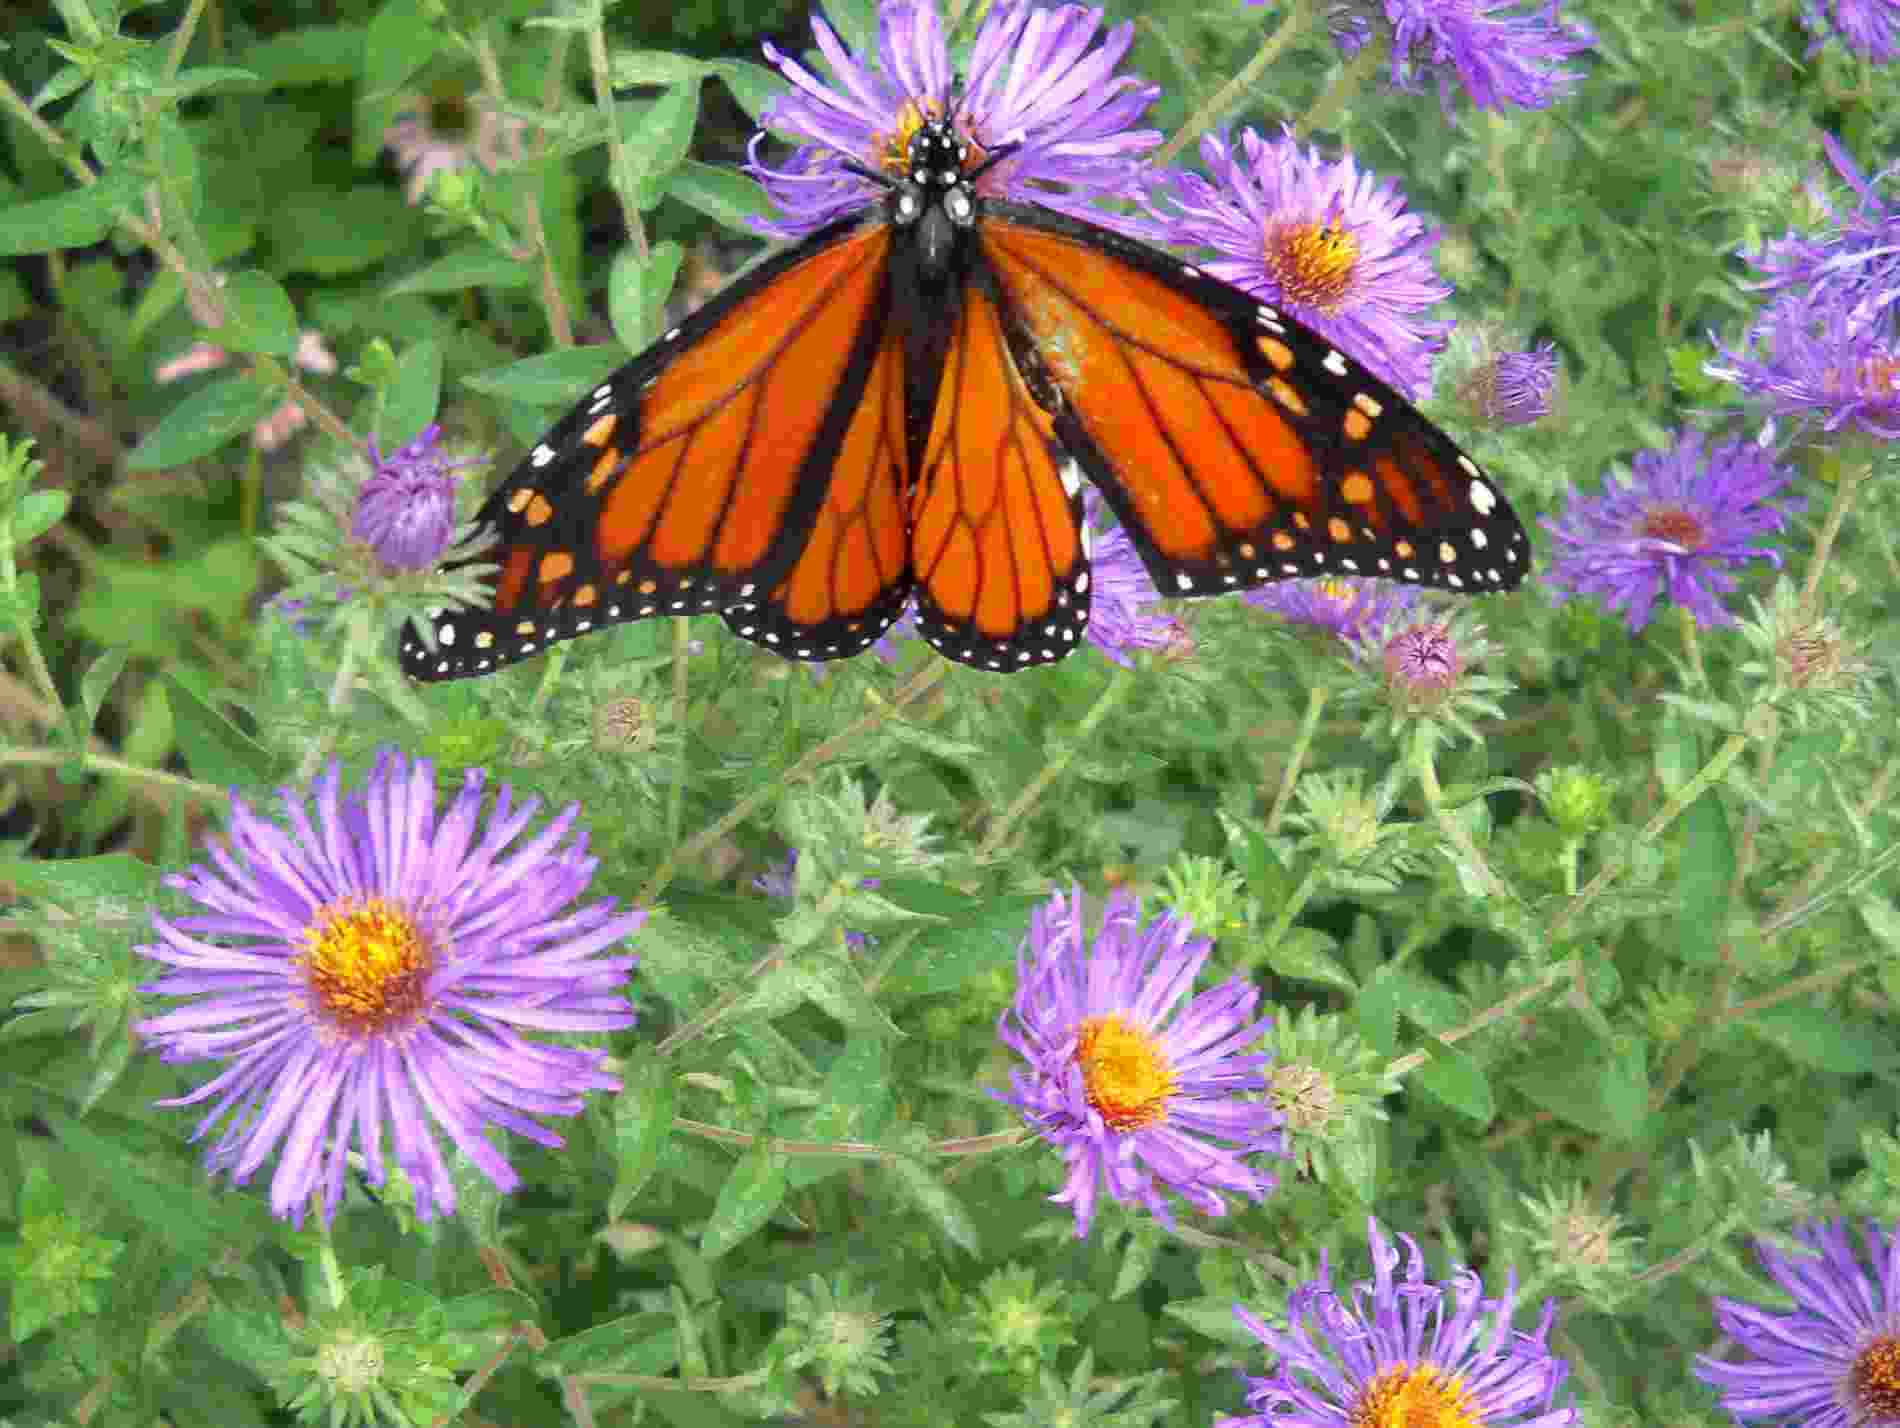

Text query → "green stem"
[0,748,223,804]
[527,645,567,718]
[1801,451,1870,612]
[665,618,692,846]
[1550,729,1752,940]
[1264,684,1327,836]
[1299,26,1384,133]
[1154,0,1315,166]
[1413,721,1509,900]
[584,0,650,263]
[978,663,1135,858]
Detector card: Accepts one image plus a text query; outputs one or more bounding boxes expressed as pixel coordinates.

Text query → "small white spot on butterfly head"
[1468,478,1497,515]
[1323,350,1350,376]
[531,444,555,467]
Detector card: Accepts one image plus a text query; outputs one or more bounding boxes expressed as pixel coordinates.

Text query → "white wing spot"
[1323,350,1350,376]
[1175,573,1194,591]
[1468,479,1497,515]
[439,626,456,646]
[1439,542,1458,563]
[531,445,555,467]
[1471,529,1489,550]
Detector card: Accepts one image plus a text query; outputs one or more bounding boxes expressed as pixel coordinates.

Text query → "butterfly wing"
[905,274,1092,671]
[976,203,1530,599]
[400,215,896,681]
[719,314,913,660]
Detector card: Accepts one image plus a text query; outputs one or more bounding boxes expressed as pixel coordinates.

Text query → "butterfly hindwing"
[906,275,1092,671]
[977,203,1530,601]
[400,216,895,681]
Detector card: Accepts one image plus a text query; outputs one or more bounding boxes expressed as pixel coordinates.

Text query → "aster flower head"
[384,87,529,204]
[1710,288,1900,441]
[994,886,1286,1238]
[1142,128,1452,398]
[1223,1218,1576,1428]
[1740,135,1900,321]
[352,423,474,571]
[1458,338,1560,427]
[749,0,1162,239]
[136,749,642,1226]
[1695,1219,1900,1428]
[1303,0,1592,113]
[1799,0,1900,63]
[1541,430,1801,633]
[1247,576,1420,653]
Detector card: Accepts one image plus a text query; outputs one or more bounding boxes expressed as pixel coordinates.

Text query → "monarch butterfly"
[400,120,1529,682]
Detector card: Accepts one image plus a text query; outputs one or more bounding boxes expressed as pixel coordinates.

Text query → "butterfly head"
[892,119,981,273]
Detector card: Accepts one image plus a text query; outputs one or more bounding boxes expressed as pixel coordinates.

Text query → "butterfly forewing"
[400,217,895,681]
[978,204,1530,600]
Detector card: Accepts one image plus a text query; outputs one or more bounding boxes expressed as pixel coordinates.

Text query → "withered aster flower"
[1799,0,1900,63]
[1247,576,1419,651]
[1695,1219,1900,1428]
[749,0,1161,239]
[1540,430,1801,632]
[384,88,529,205]
[1223,1217,1577,1427]
[995,886,1285,1238]
[1141,128,1452,398]
[1297,0,1592,113]
[352,423,472,571]
[136,750,642,1225]
[1460,340,1560,426]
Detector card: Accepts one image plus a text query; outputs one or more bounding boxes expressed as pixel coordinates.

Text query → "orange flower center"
[1639,507,1706,549]
[880,99,949,175]
[1074,1013,1174,1131]
[300,897,432,1036]
[1264,220,1360,314]
[1349,1363,1481,1428]
[1850,1331,1900,1423]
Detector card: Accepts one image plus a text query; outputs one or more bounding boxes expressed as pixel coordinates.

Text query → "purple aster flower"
[1739,136,1900,323]
[353,423,470,571]
[1381,619,1466,696]
[1695,1219,1900,1428]
[1710,289,1900,441]
[748,0,1161,239]
[1222,1217,1576,1428]
[1800,0,1900,62]
[135,749,642,1226]
[1461,340,1560,426]
[1085,492,1184,666]
[1141,128,1453,398]
[1540,430,1801,633]
[994,886,1285,1238]
[1293,0,1592,113]
[1247,576,1419,651]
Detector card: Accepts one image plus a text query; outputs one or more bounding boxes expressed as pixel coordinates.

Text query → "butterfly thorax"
[890,119,979,282]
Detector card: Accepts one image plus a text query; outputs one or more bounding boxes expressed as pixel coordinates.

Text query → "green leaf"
[699,1142,788,1260]
[616,84,700,212]
[711,60,788,121]
[125,374,280,470]
[538,1312,678,1376]
[1414,1038,1494,1123]
[361,0,439,101]
[1599,1036,1650,1141]
[1746,1005,1892,1074]
[464,347,628,406]
[1260,926,1354,992]
[0,853,160,903]
[163,66,262,101]
[378,337,443,451]
[202,269,297,356]
[610,1050,678,1219]
[1160,1297,1259,1346]
[880,1154,979,1254]
[666,160,772,233]
[0,174,139,256]
[161,675,273,787]
[13,488,71,544]
[238,25,365,86]
[608,241,682,353]
[269,187,411,275]
[387,247,536,296]
[882,893,1040,1002]
[788,1036,891,1190]
[79,647,128,731]
[1675,790,1732,965]
[607,50,708,88]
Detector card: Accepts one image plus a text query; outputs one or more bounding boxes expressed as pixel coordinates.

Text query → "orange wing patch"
[722,325,913,659]
[908,284,1090,670]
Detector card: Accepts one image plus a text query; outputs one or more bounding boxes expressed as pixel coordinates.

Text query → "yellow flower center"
[1316,578,1361,608]
[1350,1363,1481,1428]
[879,98,947,175]
[300,897,432,1036]
[1264,219,1361,314]
[1850,1331,1900,1423]
[1074,1013,1174,1131]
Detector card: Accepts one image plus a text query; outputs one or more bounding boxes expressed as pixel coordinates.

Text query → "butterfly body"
[401,120,1528,682]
